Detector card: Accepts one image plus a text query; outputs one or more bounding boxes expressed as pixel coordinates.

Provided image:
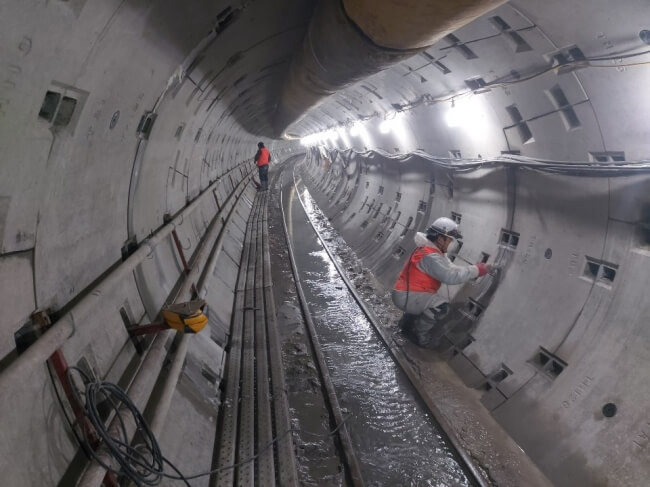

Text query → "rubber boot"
[398,313,419,343]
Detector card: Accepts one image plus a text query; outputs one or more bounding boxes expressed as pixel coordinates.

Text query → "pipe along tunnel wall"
[299,147,650,487]
[0,162,259,486]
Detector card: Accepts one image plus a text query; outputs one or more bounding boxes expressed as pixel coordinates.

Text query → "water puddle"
[289,179,471,486]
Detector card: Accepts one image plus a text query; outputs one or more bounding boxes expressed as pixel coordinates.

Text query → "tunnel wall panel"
[0,251,36,359]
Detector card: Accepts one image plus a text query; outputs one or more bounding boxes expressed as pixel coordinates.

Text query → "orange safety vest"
[394,246,442,293]
[256,147,270,166]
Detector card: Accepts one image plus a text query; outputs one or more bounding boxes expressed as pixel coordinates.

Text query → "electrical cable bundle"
[64,366,184,486]
[49,365,352,485]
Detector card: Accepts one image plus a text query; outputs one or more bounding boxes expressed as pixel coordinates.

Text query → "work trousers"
[391,290,449,347]
[258,164,269,191]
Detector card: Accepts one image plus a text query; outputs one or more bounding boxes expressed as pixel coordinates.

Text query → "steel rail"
[291,166,489,487]
[279,179,366,487]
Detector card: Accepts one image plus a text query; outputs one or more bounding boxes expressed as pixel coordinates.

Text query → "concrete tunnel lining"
[1,0,650,485]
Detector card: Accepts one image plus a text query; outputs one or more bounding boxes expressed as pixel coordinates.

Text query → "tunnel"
[1,0,650,485]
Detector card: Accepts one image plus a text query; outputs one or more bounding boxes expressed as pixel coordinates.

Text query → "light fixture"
[444,95,488,135]
[379,119,392,134]
[445,98,462,128]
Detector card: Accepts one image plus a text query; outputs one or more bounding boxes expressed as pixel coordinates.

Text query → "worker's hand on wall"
[475,263,491,277]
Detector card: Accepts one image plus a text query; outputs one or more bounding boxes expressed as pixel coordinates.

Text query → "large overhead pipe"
[274,0,505,137]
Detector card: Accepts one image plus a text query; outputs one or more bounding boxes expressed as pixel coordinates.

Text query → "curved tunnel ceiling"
[1,0,650,485]
[287,1,650,163]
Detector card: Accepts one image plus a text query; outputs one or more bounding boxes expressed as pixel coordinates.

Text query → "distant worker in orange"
[392,217,491,347]
[254,141,271,191]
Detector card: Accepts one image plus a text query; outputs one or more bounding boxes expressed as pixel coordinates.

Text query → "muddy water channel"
[282,171,472,486]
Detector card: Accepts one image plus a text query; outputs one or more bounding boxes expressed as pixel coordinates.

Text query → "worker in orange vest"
[392,217,491,347]
[254,141,271,191]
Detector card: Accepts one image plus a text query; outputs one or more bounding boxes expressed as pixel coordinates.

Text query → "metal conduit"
[273,0,504,137]
[149,180,253,439]
[0,162,249,400]
[78,171,254,486]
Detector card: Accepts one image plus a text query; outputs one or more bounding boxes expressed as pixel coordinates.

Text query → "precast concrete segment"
[0,162,250,407]
[78,174,255,486]
[273,0,503,135]
[279,179,366,487]
[291,169,488,487]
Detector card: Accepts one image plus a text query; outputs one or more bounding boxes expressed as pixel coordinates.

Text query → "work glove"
[476,263,491,277]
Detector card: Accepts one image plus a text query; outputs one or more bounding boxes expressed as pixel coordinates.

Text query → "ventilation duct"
[274,0,505,137]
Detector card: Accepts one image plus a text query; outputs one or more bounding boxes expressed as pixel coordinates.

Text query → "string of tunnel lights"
[299,42,650,147]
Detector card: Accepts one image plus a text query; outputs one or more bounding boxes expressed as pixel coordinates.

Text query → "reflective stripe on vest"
[393,246,442,293]
[257,147,270,166]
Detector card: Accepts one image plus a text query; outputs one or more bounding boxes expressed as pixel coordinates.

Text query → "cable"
[388,46,650,115]
[584,48,650,62]
[587,60,650,68]
[55,367,353,485]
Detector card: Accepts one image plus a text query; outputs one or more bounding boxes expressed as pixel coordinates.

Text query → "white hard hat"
[426,217,462,239]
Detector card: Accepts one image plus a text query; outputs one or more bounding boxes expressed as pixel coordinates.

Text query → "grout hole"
[507,31,532,52]
[588,151,625,162]
[500,229,520,248]
[433,60,451,74]
[53,96,77,127]
[583,258,600,279]
[548,361,564,377]
[532,347,567,379]
[490,368,509,383]
[480,382,492,391]
[39,91,61,122]
[601,265,617,283]
[489,15,510,31]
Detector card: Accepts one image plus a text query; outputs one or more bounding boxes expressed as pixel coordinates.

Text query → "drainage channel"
[278,164,483,486]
